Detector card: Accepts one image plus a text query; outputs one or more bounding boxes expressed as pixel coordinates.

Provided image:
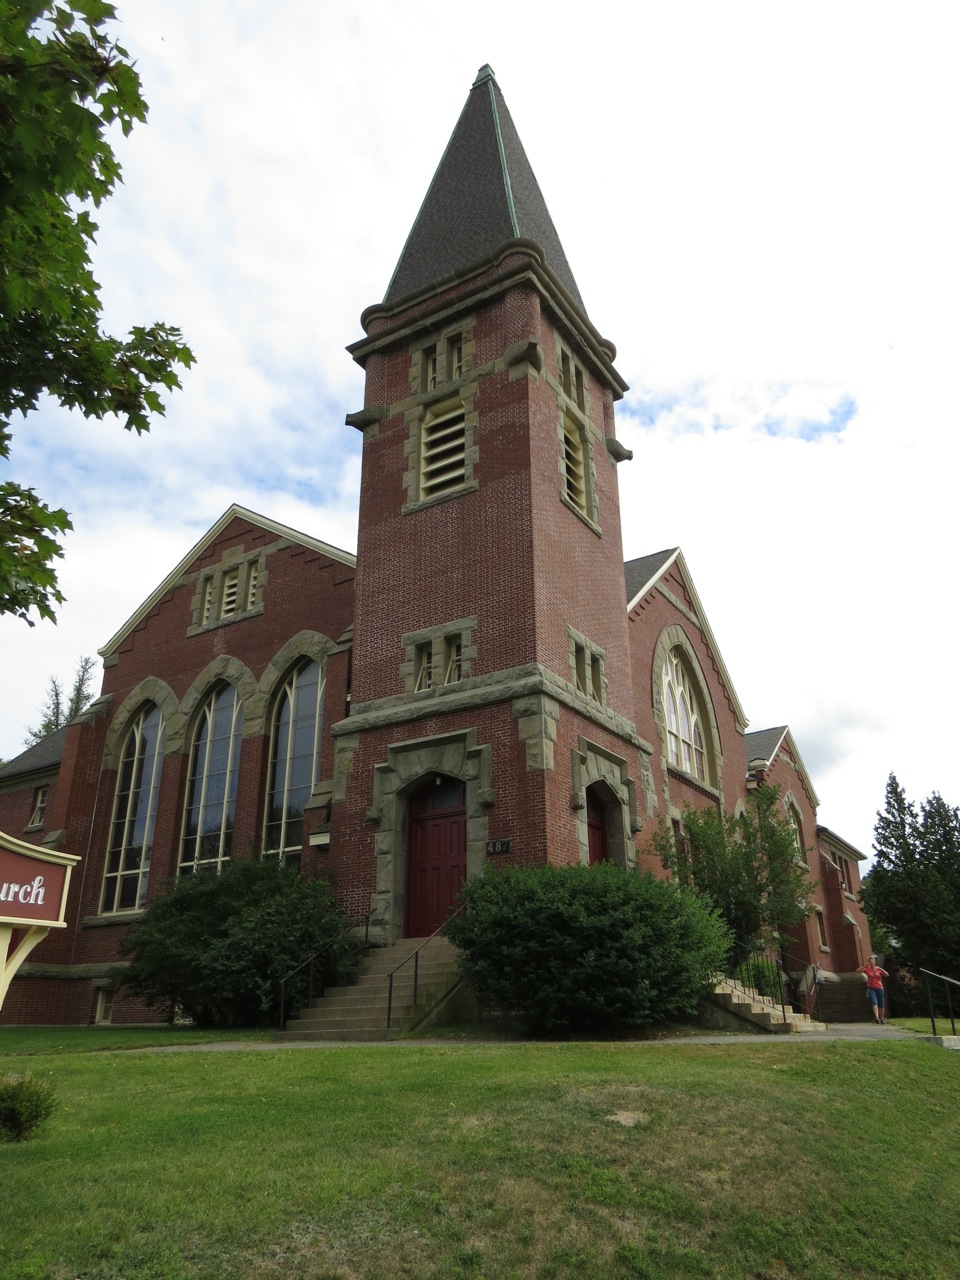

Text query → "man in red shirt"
[859,956,890,1025]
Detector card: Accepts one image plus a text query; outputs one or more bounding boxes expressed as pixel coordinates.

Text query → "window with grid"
[180,684,243,875]
[420,403,466,500]
[263,661,325,868]
[662,652,711,784]
[101,704,166,913]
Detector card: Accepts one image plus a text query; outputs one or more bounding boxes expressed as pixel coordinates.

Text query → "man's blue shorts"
[867,987,885,1007]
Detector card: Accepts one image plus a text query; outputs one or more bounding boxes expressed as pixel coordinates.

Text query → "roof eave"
[98,505,357,660]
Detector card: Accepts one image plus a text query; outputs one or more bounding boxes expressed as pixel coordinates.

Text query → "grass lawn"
[1,1033,957,1279]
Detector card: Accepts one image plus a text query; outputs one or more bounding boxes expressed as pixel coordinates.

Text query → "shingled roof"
[384,65,585,313]
[624,549,679,608]
[0,726,67,782]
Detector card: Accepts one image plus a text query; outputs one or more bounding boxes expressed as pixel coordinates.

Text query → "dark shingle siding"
[744,726,788,768]
[0,726,67,781]
[624,549,677,604]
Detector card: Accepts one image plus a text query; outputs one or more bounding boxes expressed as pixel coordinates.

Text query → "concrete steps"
[281,936,461,1041]
[711,980,827,1033]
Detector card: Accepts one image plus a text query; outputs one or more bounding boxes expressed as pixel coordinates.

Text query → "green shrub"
[117,860,360,1028]
[0,1072,56,1142]
[445,862,731,1036]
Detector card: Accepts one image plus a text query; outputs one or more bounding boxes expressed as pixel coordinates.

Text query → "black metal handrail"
[277,912,371,1031]
[725,939,788,1025]
[919,967,959,1037]
[386,907,462,1030]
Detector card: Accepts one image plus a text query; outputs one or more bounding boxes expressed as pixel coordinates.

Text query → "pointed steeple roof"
[384,65,585,313]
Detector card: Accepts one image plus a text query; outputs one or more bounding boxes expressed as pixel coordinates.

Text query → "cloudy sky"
[3,1,957,861]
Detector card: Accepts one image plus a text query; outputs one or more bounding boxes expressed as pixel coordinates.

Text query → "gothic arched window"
[101,703,166,913]
[263,660,325,867]
[661,651,712,785]
[180,683,244,874]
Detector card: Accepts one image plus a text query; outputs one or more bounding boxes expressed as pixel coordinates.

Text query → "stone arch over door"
[571,738,639,868]
[365,729,493,942]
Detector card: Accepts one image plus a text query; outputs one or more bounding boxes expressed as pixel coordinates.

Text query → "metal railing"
[726,939,789,1024]
[277,912,371,1031]
[386,908,461,1030]
[919,967,959,1037]
[724,940,823,1025]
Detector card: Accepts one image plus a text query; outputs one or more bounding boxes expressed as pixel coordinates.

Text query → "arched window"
[180,683,243,874]
[661,651,711,784]
[102,703,166,912]
[263,660,325,867]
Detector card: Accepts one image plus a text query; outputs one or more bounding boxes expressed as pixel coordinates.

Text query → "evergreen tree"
[24,656,95,745]
[861,774,960,980]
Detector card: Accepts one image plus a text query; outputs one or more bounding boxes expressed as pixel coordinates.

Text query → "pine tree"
[23,656,95,745]
[861,774,960,980]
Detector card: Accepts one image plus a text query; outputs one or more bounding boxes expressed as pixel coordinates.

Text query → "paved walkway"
[138,1022,929,1053]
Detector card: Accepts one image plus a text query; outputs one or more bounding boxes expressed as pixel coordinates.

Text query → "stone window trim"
[567,628,607,706]
[558,403,600,531]
[401,618,477,695]
[412,323,474,399]
[188,547,266,635]
[402,393,479,513]
[361,728,494,946]
[571,738,641,869]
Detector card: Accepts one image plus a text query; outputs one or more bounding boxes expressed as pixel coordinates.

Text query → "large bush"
[445,862,731,1036]
[117,860,360,1028]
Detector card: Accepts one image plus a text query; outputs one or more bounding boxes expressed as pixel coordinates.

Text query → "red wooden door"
[405,776,467,936]
[587,788,609,865]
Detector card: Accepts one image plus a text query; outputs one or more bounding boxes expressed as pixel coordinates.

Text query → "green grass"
[888,1016,959,1036]
[0,1036,956,1279]
[0,1024,278,1056]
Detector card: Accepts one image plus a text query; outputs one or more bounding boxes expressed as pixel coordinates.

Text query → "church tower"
[331,66,647,941]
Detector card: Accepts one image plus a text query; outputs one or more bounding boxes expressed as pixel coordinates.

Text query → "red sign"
[0,840,76,929]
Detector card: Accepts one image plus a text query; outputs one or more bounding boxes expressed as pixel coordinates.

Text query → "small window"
[423,345,438,392]
[443,635,463,685]
[420,404,466,500]
[448,334,463,381]
[28,785,48,828]
[815,910,828,949]
[201,579,215,625]
[220,569,240,618]
[562,416,587,513]
[246,563,259,611]
[570,633,605,705]
[414,644,434,691]
[95,989,115,1025]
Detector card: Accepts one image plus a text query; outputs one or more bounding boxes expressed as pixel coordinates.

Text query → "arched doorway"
[586,784,610,865]
[405,774,467,936]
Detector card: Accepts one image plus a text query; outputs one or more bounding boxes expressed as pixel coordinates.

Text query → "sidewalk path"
[136,1023,922,1053]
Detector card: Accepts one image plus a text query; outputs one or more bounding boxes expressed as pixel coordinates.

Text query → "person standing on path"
[859,956,890,1024]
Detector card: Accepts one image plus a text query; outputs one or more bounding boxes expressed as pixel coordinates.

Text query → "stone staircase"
[709,978,827,1033]
[281,935,462,1041]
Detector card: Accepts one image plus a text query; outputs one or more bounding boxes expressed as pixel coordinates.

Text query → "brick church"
[0,67,872,1025]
